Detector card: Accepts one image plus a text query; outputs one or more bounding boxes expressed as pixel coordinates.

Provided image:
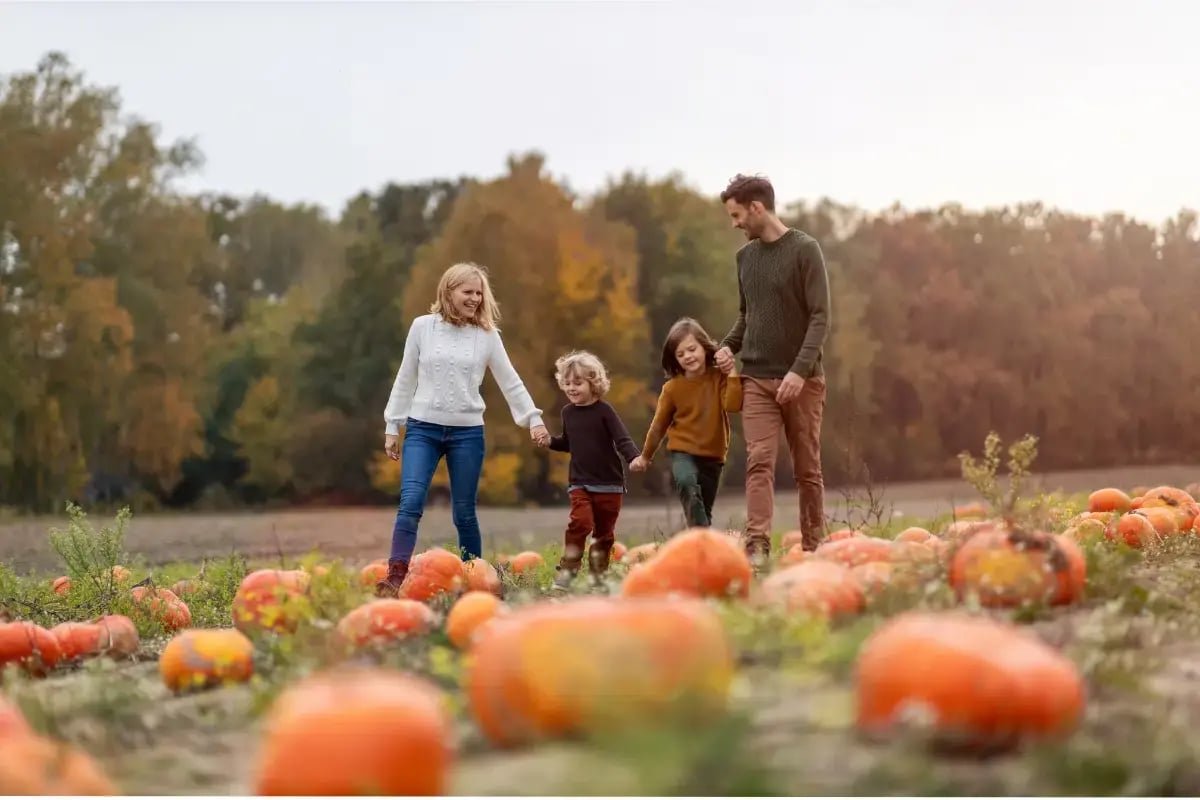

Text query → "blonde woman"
[377,262,549,597]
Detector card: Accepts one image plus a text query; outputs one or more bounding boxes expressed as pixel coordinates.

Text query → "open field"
[3,463,1197,575]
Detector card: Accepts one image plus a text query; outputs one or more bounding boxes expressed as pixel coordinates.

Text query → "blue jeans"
[389,418,486,563]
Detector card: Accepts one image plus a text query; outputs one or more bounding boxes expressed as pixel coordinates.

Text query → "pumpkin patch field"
[4,465,1200,793]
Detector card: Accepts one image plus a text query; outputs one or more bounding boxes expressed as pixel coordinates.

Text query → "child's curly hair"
[554,350,611,398]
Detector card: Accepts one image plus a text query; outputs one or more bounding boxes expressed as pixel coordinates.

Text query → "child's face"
[675,334,706,375]
[561,373,595,405]
[450,278,483,319]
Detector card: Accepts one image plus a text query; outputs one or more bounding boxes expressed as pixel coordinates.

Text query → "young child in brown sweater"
[540,350,641,589]
[630,318,743,529]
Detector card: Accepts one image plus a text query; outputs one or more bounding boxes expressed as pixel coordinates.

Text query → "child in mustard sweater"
[630,317,743,528]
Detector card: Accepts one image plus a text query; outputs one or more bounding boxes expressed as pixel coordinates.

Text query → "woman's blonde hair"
[554,350,611,398]
[430,262,500,330]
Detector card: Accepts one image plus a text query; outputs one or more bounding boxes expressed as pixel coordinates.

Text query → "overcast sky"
[2,0,1197,223]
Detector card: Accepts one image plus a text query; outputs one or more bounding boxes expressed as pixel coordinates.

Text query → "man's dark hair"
[720,173,775,211]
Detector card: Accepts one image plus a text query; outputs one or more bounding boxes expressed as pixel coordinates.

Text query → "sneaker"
[551,568,575,591]
[374,559,409,598]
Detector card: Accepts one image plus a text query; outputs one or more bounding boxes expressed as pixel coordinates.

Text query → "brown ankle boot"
[374,558,409,598]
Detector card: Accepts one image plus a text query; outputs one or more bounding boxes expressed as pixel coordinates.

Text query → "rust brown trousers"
[558,488,623,575]
[741,375,827,553]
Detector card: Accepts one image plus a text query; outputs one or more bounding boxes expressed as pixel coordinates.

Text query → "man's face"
[724,198,763,240]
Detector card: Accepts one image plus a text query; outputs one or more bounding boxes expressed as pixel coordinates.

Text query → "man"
[714,173,831,564]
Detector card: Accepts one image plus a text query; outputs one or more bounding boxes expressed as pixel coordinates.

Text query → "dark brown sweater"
[548,401,641,488]
[721,228,831,379]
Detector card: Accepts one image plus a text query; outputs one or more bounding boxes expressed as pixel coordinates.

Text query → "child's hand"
[530,424,550,448]
[629,456,648,473]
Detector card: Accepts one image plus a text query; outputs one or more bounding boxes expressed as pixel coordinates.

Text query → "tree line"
[2,52,1197,514]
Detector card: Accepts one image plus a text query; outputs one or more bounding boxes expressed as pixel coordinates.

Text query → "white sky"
[2,0,1197,223]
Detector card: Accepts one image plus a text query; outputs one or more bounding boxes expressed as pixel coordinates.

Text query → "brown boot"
[374,558,409,598]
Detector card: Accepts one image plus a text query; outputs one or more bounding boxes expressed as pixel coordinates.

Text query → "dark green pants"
[671,452,724,528]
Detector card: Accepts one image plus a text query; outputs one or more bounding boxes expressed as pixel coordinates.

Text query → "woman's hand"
[530,424,550,447]
[384,433,401,461]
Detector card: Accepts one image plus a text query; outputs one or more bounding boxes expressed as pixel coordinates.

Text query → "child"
[630,317,742,529]
[540,350,641,589]
[377,262,550,598]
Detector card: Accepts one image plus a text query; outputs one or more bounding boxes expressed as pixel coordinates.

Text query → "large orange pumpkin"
[462,558,502,596]
[253,667,453,796]
[756,561,864,618]
[0,696,30,739]
[620,528,753,600]
[231,569,311,634]
[948,526,1085,607]
[445,591,504,649]
[777,543,810,568]
[895,527,936,545]
[1088,487,1133,513]
[855,611,1085,749]
[1105,512,1161,548]
[160,628,255,693]
[335,600,436,649]
[813,536,896,568]
[400,549,466,602]
[359,560,388,588]
[0,734,116,794]
[95,614,140,658]
[465,596,734,747]
[0,622,62,677]
[49,623,107,662]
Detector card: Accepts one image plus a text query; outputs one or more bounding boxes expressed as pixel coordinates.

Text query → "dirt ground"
[3,463,1197,574]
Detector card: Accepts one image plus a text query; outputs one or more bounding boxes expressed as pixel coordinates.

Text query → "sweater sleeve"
[383,316,425,435]
[641,382,676,461]
[548,407,570,452]
[721,373,743,413]
[790,238,831,378]
[720,251,747,354]
[602,404,641,463]
[486,330,544,429]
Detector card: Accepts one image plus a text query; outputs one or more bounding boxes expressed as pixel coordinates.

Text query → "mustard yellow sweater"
[641,369,743,462]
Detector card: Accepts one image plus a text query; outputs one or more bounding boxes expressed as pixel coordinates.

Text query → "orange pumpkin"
[941,519,998,541]
[1173,501,1199,534]
[49,622,106,662]
[95,614,140,658]
[1088,487,1133,513]
[0,622,62,677]
[757,561,864,618]
[0,734,116,794]
[949,526,1085,607]
[231,569,311,634]
[51,576,71,596]
[895,527,935,544]
[610,542,628,562]
[1140,485,1196,507]
[0,696,30,739]
[855,611,1085,749]
[1135,506,1180,538]
[253,667,453,796]
[445,591,504,649]
[171,579,201,597]
[889,540,940,567]
[1105,512,1161,548]
[335,599,436,649]
[108,565,131,583]
[827,527,865,542]
[131,586,192,632]
[952,502,988,519]
[359,560,388,587]
[619,543,659,565]
[620,528,752,600]
[778,543,810,567]
[463,558,502,596]
[159,628,255,693]
[813,536,896,568]
[1061,517,1107,544]
[400,549,466,602]
[850,561,897,598]
[465,597,733,747]
[507,551,544,575]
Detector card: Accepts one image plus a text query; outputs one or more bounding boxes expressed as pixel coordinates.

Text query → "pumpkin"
[850,561,897,598]
[231,569,311,634]
[1140,485,1196,507]
[780,530,805,549]
[1135,506,1180,538]
[0,734,116,794]
[445,591,504,649]
[463,558,502,596]
[855,611,1085,749]
[619,543,659,565]
[159,628,255,693]
[171,579,201,597]
[400,549,466,602]
[359,560,388,587]
[757,561,864,618]
[610,541,628,562]
[952,502,989,519]
[95,614,140,659]
[0,622,62,677]
[131,586,192,632]
[895,527,935,544]
[51,576,71,596]
[1105,512,1161,548]
[813,536,896,568]
[778,543,810,568]
[108,565,131,583]
[940,519,997,541]
[948,525,1086,607]
[253,667,453,796]
[827,527,865,542]
[465,597,733,747]
[507,551,544,575]
[1173,501,1199,534]
[1088,487,1133,513]
[0,695,30,739]
[335,600,436,649]
[1062,517,1107,544]
[49,623,107,662]
[889,540,940,567]
[620,528,752,600]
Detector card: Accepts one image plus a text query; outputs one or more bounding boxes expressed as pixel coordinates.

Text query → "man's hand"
[714,346,734,374]
[629,455,649,473]
[384,433,401,461]
[530,424,550,447]
[775,372,806,405]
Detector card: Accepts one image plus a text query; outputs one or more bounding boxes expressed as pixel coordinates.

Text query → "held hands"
[629,455,649,473]
[384,433,401,461]
[530,424,550,448]
[714,346,735,375]
[775,372,806,405]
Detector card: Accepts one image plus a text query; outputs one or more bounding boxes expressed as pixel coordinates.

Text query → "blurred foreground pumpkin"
[160,628,255,693]
[0,734,115,794]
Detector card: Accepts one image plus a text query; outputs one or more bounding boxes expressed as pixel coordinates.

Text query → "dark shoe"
[551,568,575,592]
[374,558,409,598]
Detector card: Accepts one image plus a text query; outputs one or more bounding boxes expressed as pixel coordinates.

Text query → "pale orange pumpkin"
[465,596,733,747]
[610,541,628,562]
[777,543,810,567]
[895,527,936,544]
[826,527,865,542]
[51,576,71,596]
[335,599,436,648]
[952,502,988,519]
[171,578,201,597]
[813,536,896,568]
[855,611,1085,749]
[131,586,192,632]
[253,667,453,796]
[159,628,255,693]
[1133,506,1180,538]
[0,622,62,677]
[757,560,864,618]
[400,549,466,602]
[359,560,388,587]
[619,543,660,565]
[850,561,897,598]
[1105,512,1161,548]
[1088,487,1133,513]
[0,696,30,740]
[95,614,140,658]
[231,569,311,634]
[948,526,1086,607]
[507,551,545,575]
[0,734,116,794]
[445,591,504,649]
[49,622,106,662]
[463,558,502,596]
[620,528,752,600]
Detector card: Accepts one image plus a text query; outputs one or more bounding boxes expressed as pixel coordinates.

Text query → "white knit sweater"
[383,314,544,434]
